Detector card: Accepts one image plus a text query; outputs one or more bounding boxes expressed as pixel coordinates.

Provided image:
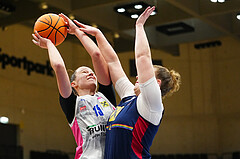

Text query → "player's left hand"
[136,6,155,26]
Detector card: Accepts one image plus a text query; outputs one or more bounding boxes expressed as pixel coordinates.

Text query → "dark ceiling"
[1,0,240,56]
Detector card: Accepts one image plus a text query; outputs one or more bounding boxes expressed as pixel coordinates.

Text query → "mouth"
[87,76,96,80]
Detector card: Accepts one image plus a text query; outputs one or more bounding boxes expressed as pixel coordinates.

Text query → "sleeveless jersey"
[104,96,162,159]
[71,92,115,159]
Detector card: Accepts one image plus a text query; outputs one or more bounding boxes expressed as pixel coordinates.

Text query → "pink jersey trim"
[131,116,149,159]
[71,118,83,159]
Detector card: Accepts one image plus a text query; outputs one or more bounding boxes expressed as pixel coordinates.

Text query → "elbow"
[52,63,65,71]
[135,53,151,66]
[136,52,151,60]
[91,51,101,59]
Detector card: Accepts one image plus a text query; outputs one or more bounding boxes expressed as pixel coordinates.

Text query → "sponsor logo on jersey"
[101,101,109,107]
[80,105,86,111]
[109,106,124,122]
[98,97,109,107]
[87,124,106,136]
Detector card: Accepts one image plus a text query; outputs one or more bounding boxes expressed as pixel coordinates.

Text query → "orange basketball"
[34,13,67,46]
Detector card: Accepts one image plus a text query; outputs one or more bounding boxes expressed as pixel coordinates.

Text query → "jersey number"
[93,104,104,117]
[109,106,124,122]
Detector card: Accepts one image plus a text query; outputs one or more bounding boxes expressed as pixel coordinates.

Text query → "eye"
[82,70,88,73]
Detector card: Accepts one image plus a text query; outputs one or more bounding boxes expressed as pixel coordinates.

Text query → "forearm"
[46,41,66,71]
[95,31,126,85]
[135,24,154,83]
[76,22,126,85]
[95,30,119,64]
[32,29,71,97]
[46,41,71,98]
[74,29,111,85]
[135,24,151,59]
[74,29,100,57]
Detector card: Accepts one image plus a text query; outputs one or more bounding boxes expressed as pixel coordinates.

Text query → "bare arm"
[59,13,111,86]
[74,21,126,86]
[135,6,156,84]
[32,31,72,98]
[135,6,164,125]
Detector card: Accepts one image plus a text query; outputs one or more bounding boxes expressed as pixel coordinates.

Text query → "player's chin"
[89,79,97,86]
[87,78,96,83]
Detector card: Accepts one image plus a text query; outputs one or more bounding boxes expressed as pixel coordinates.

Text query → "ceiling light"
[114,32,120,39]
[131,14,139,19]
[117,8,125,13]
[40,2,48,10]
[210,0,218,2]
[68,14,75,20]
[91,23,98,28]
[134,4,142,9]
[218,0,225,2]
[237,14,240,20]
[0,116,9,124]
[114,2,157,19]
[150,11,157,16]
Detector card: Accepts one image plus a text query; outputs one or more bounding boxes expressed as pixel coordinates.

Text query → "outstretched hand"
[59,13,79,35]
[136,6,155,26]
[32,31,52,49]
[74,20,100,37]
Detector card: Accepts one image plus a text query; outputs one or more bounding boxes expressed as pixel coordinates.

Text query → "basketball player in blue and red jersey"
[32,14,116,159]
[77,6,181,159]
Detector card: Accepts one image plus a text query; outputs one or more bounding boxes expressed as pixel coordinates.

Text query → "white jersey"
[70,92,115,159]
[115,76,163,125]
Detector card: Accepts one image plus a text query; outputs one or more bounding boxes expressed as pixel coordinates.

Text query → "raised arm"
[59,13,111,86]
[74,21,126,86]
[134,6,164,125]
[32,31,72,98]
[135,6,156,84]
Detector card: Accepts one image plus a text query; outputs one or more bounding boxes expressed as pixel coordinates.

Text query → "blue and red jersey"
[104,96,163,159]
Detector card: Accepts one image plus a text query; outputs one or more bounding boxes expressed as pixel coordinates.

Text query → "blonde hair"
[154,65,181,98]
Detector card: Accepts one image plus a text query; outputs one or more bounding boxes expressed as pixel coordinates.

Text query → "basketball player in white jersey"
[32,13,116,159]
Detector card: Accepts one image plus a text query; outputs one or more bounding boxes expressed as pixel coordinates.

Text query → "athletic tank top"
[104,96,162,159]
[71,92,115,159]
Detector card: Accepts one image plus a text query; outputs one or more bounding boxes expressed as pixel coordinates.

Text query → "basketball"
[34,13,67,46]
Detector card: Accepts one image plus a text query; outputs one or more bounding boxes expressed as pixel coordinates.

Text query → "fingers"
[32,33,38,41]
[32,31,41,45]
[34,30,42,39]
[59,13,67,20]
[32,32,40,46]
[142,6,151,15]
[32,39,38,45]
[59,13,70,25]
[147,6,155,15]
[142,6,155,17]
[79,28,87,32]
[74,20,86,28]
[59,13,66,18]
[137,6,155,24]
[58,13,87,29]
